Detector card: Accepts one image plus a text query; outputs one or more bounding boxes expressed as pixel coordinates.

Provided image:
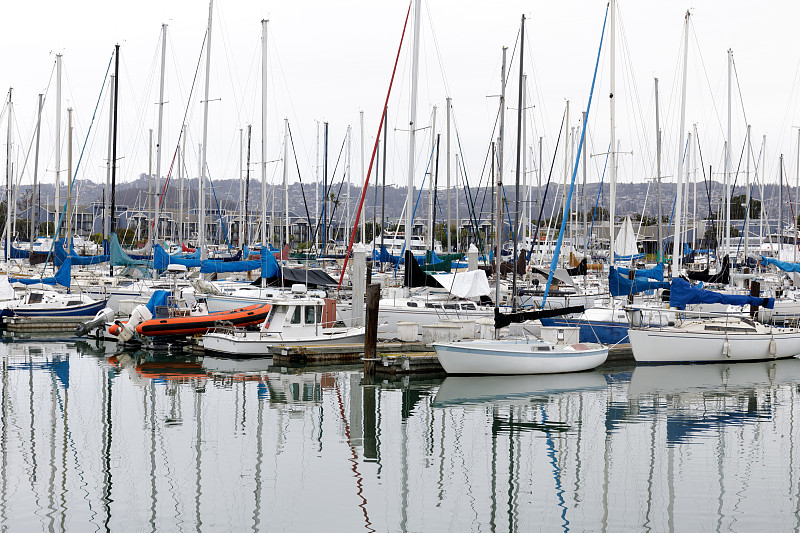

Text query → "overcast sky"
[1,0,799,207]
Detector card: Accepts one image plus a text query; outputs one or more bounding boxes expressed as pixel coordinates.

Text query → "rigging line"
[529,108,567,260]
[205,163,231,249]
[155,31,208,217]
[728,132,748,197]
[543,2,608,305]
[694,129,719,257]
[39,52,114,280]
[337,1,412,288]
[731,56,750,129]
[322,133,349,233]
[689,22,726,139]
[286,122,316,250]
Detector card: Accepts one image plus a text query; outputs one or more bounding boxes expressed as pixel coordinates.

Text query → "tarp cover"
[110,234,152,268]
[145,290,172,315]
[10,256,71,289]
[257,267,337,288]
[431,269,491,299]
[669,277,774,310]
[608,266,669,298]
[687,255,730,284]
[761,255,800,273]
[54,238,109,266]
[372,245,400,265]
[200,258,262,274]
[154,244,201,270]
[616,262,664,281]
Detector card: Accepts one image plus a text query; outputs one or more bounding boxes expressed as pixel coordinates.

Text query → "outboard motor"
[115,304,153,343]
[75,307,115,337]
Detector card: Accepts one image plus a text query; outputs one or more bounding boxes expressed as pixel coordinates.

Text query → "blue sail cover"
[54,238,109,266]
[200,258,262,274]
[154,244,202,270]
[669,277,774,310]
[10,257,71,289]
[761,256,800,273]
[614,252,645,261]
[616,262,664,281]
[110,234,151,268]
[261,248,280,278]
[609,266,669,298]
[372,245,400,265]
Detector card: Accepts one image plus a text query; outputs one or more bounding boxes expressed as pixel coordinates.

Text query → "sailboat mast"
[5,89,11,259]
[428,106,437,250]
[655,78,663,262]
[199,0,214,259]
[609,0,616,266]
[66,108,72,241]
[360,110,366,244]
[745,125,751,259]
[495,46,507,311]
[446,97,452,252]
[31,93,43,250]
[512,15,525,313]
[154,23,167,245]
[726,48,732,261]
[239,127,243,247]
[179,125,185,243]
[260,19,269,252]
[55,55,62,237]
[404,0,421,262]
[795,128,799,262]
[283,118,289,249]
[672,11,690,276]
[245,124,251,246]
[110,45,119,276]
[103,77,114,247]
[148,129,153,245]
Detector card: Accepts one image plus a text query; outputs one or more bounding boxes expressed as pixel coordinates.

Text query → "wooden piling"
[363,282,381,375]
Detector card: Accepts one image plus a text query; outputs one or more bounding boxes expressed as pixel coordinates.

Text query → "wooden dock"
[3,316,85,333]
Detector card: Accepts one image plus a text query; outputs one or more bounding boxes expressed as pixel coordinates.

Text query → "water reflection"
[3,340,800,531]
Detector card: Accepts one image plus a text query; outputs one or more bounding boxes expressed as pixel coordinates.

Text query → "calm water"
[0,338,799,531]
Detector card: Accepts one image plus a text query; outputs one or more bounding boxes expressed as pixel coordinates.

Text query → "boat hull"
[136,303,272,337]
[433,339,608,375]
[201,329,365,356]
[3,298,108,318]
[628,327,800,363]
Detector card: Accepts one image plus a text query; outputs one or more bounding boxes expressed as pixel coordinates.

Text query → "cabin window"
[28,293,43,304]
[316,305,323,323]
[305,306,316,324]
[443,304,458,310]
[291,306,301,324]
[461,303,476,310]
[406,302,418,308]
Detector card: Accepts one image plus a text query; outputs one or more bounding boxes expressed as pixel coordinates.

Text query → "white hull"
[628,326,800,363]
[433,339,608,375]
[201,328,365,356]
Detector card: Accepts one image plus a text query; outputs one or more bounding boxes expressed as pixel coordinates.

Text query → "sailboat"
[433,12,609,375]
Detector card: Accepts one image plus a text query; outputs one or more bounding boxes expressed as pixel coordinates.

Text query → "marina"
[3,0,800,529]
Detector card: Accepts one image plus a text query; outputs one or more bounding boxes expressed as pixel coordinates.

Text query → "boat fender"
[722,339,731,359]
[109,322,124,336]
[769,337,777,357]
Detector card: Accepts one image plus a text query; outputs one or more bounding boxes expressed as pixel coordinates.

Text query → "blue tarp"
[761,256,800,273]
[614,252,645,261]
[616,263,664,281]
[372,245,400,265]
[200,258,262,274]
[10,257,71,289]
[145,290,172,315]
[608,266,669,298]
[54,238,109,266]
[261,250,280,279]
[154,244,202,270]
[669,277,774,310]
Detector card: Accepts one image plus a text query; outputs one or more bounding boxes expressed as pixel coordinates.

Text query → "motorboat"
[201,294,364,356]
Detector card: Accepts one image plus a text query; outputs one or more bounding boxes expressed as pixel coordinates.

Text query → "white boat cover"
[433,269,491,299]
[0,276,14,300]
[614,216,639,258]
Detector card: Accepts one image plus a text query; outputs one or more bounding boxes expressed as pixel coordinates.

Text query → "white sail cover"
[0,276,16,301]
[433,269,491,299]
[614,216,639,258]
